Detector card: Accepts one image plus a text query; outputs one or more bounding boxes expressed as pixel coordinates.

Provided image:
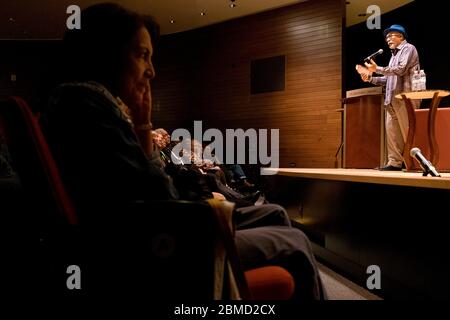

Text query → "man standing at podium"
[359,24,421,171]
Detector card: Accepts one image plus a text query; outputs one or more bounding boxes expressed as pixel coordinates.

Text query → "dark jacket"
[40,82,178,222]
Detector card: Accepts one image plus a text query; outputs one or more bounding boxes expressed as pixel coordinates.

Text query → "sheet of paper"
[355,64,372,76]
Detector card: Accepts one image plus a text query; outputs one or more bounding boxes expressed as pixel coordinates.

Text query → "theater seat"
[0,96,295,300]
[245,266,295,300]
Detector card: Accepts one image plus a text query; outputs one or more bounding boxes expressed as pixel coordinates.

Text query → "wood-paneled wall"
[152,0,343,168]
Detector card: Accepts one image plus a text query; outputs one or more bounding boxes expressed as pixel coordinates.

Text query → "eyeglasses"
[385,33,402,40]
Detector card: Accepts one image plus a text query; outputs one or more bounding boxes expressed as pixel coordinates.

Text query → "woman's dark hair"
[63,3,159,95]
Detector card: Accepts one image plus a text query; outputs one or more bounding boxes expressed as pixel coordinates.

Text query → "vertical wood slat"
[152,0,343,168]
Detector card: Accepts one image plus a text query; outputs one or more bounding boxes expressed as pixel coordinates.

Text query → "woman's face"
[120,26,155,119]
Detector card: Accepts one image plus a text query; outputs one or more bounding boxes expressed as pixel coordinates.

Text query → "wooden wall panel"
[152,0,343,168]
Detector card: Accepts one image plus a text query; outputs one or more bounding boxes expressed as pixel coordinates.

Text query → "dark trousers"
[234,203,291,229]
[232,203,325,300]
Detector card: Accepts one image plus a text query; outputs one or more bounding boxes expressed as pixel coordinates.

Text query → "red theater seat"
[245,266,295,300]
[0,96,294,300]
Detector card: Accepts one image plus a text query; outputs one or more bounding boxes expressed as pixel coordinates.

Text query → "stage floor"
[262,168,450,190]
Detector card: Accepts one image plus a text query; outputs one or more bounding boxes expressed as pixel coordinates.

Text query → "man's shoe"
[378,165,402,171]
[236,179,256,192]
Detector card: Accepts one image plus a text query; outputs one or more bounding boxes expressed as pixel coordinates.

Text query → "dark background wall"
[152,0,343,168]
[0,40,63,113]
[0,0,344,168]
[345,0,450,106]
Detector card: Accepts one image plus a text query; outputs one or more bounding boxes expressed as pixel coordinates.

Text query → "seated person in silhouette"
[40,3,326,300]
[224,164,256,191]
[151,133,283,229]
[155,135,261,207]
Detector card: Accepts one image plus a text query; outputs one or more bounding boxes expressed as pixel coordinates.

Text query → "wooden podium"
[395,90,450,171]
[343,87,385,168]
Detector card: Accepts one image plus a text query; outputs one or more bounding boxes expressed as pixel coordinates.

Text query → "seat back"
[0,96,78,228]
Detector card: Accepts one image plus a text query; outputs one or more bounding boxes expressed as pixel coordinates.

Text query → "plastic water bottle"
[419,70,426,91]
[412,70,420,91]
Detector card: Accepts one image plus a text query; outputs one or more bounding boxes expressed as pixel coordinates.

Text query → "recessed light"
[230,3,236,8]
[200,12,206,16]
[170,19,175,24]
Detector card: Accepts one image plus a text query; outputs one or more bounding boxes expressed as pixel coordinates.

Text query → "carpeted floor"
[318,263,382,300]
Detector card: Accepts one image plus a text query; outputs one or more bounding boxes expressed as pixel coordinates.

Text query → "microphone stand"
[418,164,441,177]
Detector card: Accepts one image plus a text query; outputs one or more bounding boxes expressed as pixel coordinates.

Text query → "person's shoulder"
[50,82,112,104]
[403,41,417,51]
[46,81,119,116]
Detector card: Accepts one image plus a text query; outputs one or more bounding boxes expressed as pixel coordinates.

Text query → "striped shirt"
[370,40,420,106]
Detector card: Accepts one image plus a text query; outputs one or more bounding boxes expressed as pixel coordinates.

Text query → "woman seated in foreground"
[40,3,326,300]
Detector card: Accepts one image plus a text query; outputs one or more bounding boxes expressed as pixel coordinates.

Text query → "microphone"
[364,49,383,63]
[410,147,441,177]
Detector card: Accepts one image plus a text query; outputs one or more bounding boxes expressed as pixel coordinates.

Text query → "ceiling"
[0,0,414,39]
[345,0,414,27]
[0,0,305,39]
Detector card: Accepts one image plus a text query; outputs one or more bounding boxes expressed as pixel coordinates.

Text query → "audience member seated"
[40,3,326,300]
[224,164,256,192]
[155,135,261,205]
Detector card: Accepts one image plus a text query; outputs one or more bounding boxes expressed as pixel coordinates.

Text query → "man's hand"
[360,73,371,82]
[364,59,378,73]
[355,64,372,82]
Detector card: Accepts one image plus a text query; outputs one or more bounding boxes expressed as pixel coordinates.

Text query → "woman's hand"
[132,84,152,126]
[128,84,153,157]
